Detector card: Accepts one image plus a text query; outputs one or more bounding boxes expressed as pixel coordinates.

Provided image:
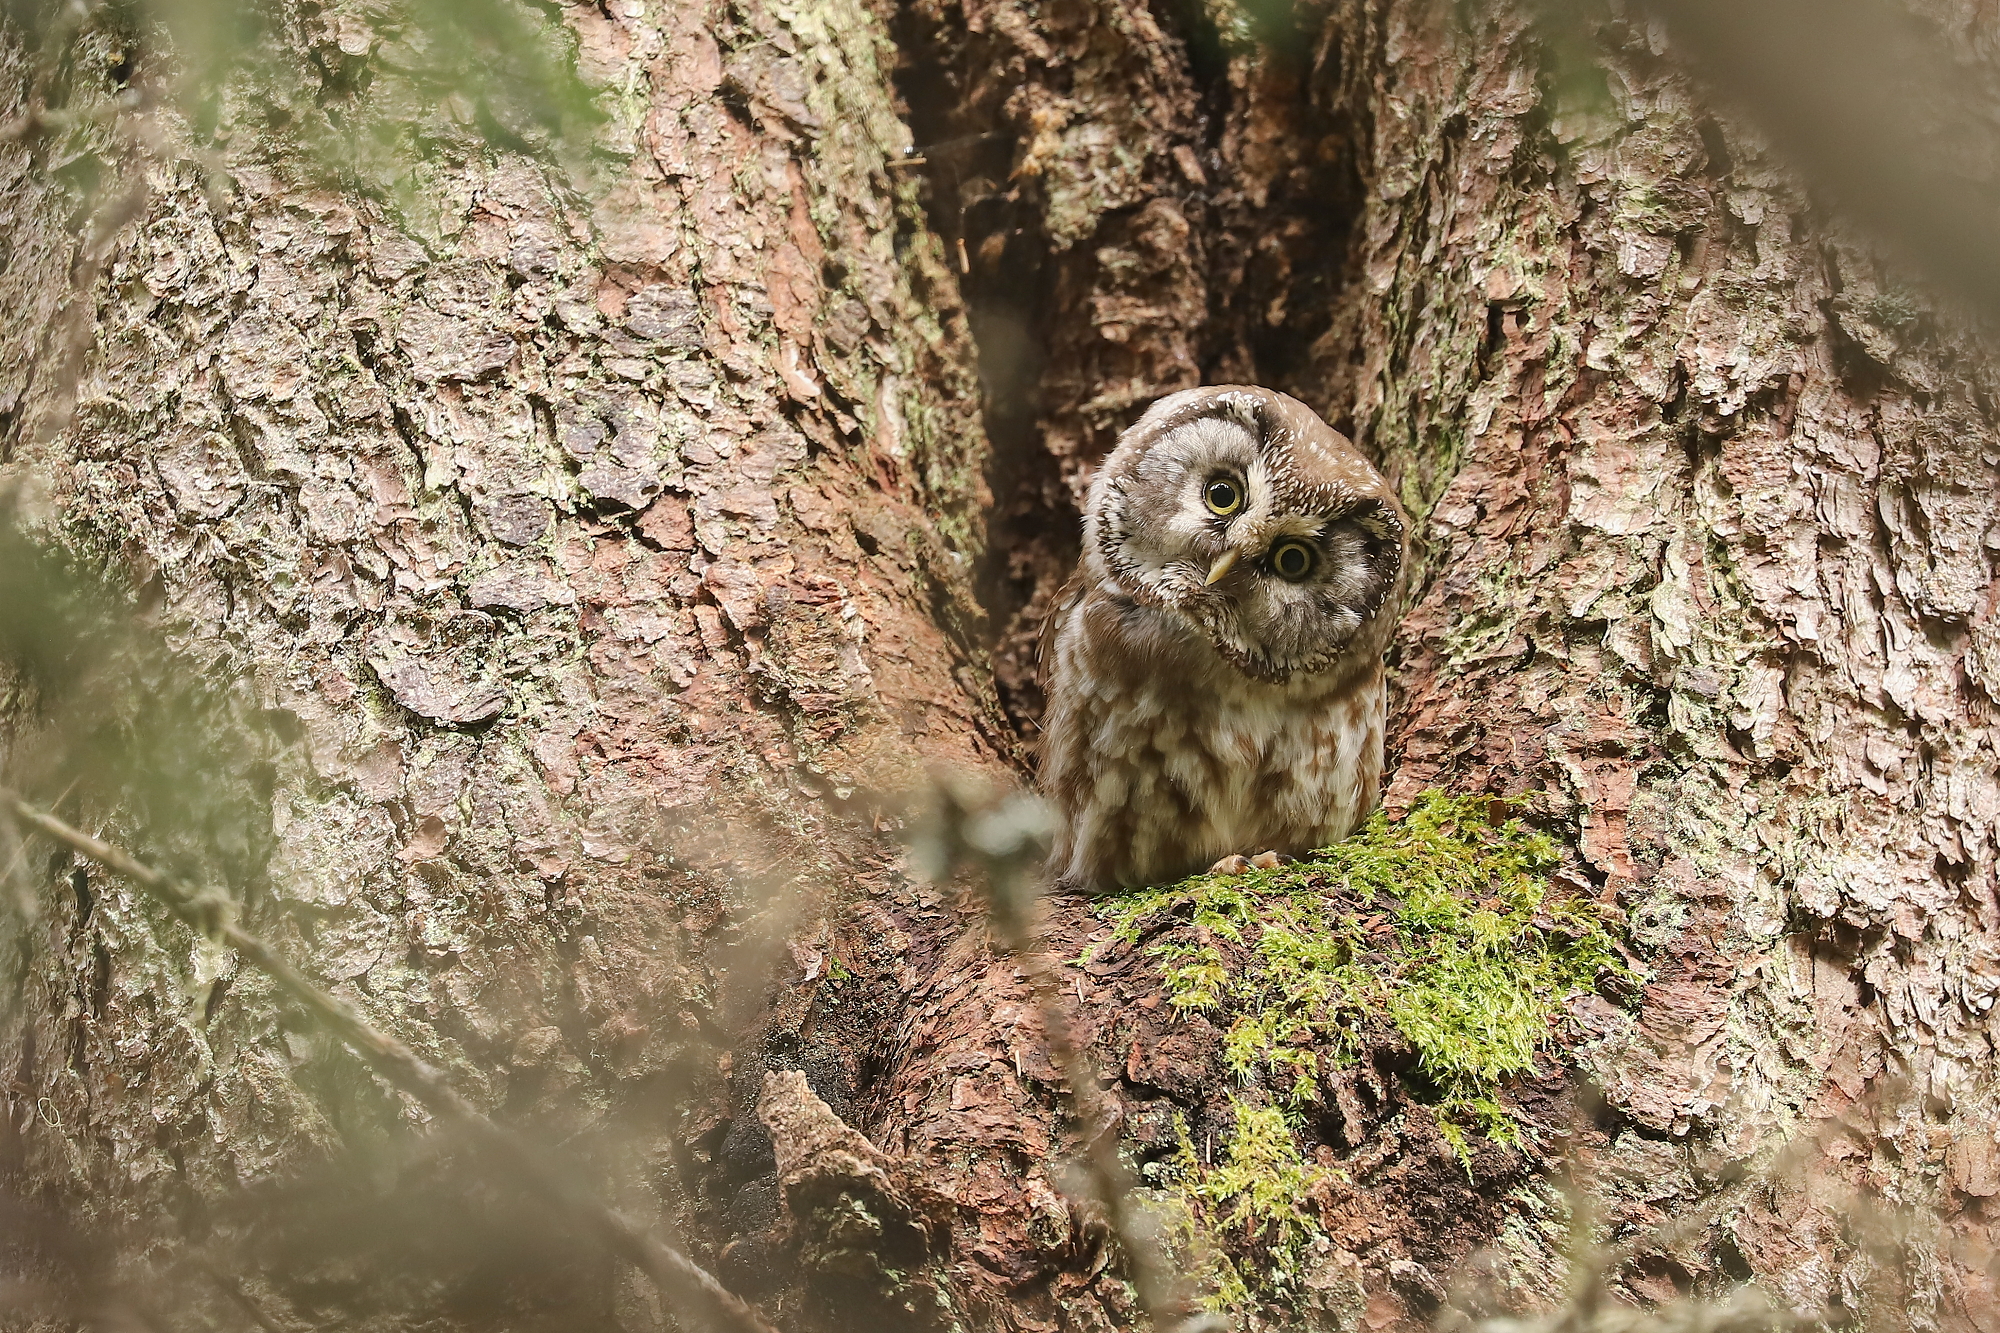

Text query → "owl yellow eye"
[1203,476,1242,516]
[1269,540,1315,581]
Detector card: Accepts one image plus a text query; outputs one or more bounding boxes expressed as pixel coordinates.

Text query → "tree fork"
[5,0,2000,1328]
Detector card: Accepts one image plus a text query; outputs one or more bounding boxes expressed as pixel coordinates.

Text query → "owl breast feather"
[1038,585,1386,893]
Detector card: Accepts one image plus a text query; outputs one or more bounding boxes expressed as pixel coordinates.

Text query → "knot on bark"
[756,1069,958,1328]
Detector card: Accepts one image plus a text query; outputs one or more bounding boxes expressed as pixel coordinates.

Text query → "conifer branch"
[0,790,782,1333]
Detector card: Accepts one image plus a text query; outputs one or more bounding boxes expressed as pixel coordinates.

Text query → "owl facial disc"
[1080,385,1409,682]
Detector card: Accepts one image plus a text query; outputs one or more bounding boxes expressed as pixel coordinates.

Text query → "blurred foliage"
[0,1,1978,1326]
[0,0,608,855]
[0,1135,621,1330]
[0,499,278,897]
[2,0,605,218]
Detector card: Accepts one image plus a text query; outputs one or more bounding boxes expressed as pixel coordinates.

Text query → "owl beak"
[1203,549,1241,586]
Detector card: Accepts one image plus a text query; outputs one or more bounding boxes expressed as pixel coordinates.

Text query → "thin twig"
[914,777,1180,1327]
[1000,918,1180,1324]
[194,1266,293,1333]
[28,80,155,447]
[0,790,782,1333]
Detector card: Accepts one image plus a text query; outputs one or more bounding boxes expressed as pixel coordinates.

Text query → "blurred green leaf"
[6,0,605,206]
[0,505,281,896]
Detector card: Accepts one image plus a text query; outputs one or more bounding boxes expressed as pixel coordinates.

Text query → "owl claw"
[1208,850,1287,876]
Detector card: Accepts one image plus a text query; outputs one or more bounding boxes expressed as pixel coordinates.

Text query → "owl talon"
[1208,851,1287,876]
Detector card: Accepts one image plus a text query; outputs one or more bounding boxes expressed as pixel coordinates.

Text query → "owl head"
[1081,385,1408,681]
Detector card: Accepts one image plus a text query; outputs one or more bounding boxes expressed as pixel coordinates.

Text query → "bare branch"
[0,790,784,1333]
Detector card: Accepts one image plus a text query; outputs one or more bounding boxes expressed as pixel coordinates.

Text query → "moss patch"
[1096,792,1629,1299]
[1172,1098,1334,1300]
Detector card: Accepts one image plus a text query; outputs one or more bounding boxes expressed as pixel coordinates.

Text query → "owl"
[1038,385,1409,893]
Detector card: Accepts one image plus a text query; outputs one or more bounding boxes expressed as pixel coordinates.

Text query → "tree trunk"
[1342,5,2000,1326]
[6,0,2000,1331]
[1,0,1010,1324]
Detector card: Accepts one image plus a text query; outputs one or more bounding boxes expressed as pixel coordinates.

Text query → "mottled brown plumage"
[1038,386,1408,892]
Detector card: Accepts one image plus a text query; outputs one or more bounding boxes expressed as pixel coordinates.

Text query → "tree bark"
[6,0,2000,1331]
[1,0,1009,1324]
[1340,5,2000,1326]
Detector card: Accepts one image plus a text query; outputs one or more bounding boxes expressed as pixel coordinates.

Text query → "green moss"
[1100,791,1621,1129]
[1093,792,1629,1304]
[1171,1098,1335,1295]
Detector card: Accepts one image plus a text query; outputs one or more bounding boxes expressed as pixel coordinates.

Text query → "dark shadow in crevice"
[883,3,1071,759]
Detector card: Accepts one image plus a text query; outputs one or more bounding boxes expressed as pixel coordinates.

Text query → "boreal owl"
[1038,385,1408,892]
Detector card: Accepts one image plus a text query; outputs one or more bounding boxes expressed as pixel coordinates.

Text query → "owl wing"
[1036,573,1086,691]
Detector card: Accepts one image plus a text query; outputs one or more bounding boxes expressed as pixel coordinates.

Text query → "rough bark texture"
[1,0,1009,1323]
[886,1,2000,1325]
[1337,6,2000,1326]
[7,0,2000,1330]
